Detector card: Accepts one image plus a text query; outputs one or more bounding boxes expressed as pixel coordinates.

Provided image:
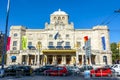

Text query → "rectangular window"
[66,34,69,38]
[65,42,70,46]
[28,42,32,46]
[49,34,53,38]
[76,42,81,47]
[57,42,61,46]
[13,41,17,46]
[13,47,17,50]
[49,42,53,46]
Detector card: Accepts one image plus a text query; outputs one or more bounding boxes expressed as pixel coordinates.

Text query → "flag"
[22,36,27,50]
[101,36,106,50]
[6,37,11,51]
[84,36,88,42]
[54,32,59,40]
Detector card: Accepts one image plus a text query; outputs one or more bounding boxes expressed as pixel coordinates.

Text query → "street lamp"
[1,0,10,69]
[117,43,120,60]
[0,31,4,64]
[37,41,41,67]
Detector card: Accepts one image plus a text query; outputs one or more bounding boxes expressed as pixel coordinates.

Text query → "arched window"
[54,17,57,20]
[13,41,17,46]
[14,33,18,37]
[58,17,61,20]
[103,56,107,64]
[62,17,65,20]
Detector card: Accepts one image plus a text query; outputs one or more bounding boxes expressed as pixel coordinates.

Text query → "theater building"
[6,9,112,66]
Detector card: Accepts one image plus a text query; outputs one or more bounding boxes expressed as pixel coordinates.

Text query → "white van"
[111,64,120,75]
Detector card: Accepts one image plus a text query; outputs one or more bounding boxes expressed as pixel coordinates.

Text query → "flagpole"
[1,0,10,69]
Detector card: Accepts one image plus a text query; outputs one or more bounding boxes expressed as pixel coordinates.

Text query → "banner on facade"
[22,36,27,50]
[54,32,59,40]
[101,36,106,50]
[7,37,11,51]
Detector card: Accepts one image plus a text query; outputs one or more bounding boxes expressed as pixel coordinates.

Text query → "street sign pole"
[1,0,10,69]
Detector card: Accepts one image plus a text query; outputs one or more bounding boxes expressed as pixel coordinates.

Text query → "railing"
[9,50,20,54]
[47,46,71,50]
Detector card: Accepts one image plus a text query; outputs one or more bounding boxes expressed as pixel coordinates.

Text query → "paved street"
[1,75,120,80]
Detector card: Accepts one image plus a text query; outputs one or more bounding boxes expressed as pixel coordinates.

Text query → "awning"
[11,56,16,60]
[42,49,76,53]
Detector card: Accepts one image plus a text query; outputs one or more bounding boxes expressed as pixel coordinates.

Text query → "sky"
[0,0,120,43]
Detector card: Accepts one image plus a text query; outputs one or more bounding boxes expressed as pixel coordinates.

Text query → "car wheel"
[92,74,95,77]
[62,73,66,76]
[46,73,50,76]
[108,74,111,77]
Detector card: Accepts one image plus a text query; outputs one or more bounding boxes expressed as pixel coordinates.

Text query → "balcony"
[64,46,71,49]
[47,46,71,50]
[9,50,20,54]
[56,46,63,49]
[28,46,36,50]
[48,46,55,49]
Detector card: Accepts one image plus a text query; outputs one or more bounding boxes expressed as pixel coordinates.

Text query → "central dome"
[51,9,68,15]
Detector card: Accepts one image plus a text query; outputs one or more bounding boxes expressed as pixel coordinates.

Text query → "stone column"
[76,51,79,65]
[64,55,66,64]
[27,54,29,65]
[62,55,66,65]
[46,55,47,65]
[54,55,57,65]
[52,55,57,64]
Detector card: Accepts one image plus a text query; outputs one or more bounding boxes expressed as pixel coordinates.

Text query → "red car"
[44,66,68,76]
[90,67,112,77]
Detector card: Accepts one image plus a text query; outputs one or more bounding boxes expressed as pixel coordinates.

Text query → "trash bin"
[84,70,90,78]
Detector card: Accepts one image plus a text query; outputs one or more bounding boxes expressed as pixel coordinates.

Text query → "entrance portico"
[42,49,76,65]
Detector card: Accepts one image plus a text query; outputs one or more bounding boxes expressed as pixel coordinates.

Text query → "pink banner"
[7,37,11,51]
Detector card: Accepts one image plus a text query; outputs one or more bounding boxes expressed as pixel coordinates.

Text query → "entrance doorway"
[66,55,71,64]
[91,55,96,65]
[57,55,62,64]
[79,55,82,65]
[22,55,27,65]
[47,55,53,64]
[29,55,35,65]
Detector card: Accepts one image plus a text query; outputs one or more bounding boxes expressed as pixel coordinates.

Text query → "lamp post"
[117,43,120,60]
[37,41,41,67]
[0,31,4,64]
[1,0,10,69]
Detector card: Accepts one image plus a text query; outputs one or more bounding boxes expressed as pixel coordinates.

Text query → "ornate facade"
[6,9,112,66]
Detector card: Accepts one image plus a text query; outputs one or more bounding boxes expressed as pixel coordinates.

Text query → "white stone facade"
[6,9,112,66]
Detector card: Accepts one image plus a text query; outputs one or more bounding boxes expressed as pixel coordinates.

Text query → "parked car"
[17,65,33,76]
[111,64,120,75]
[4,65,18,76]
[34,65,55,75]
[66,66,80,75]
[44,66,69,76]
[90,67,112,77]
[79,65,93,72]
[4,65,33,76]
